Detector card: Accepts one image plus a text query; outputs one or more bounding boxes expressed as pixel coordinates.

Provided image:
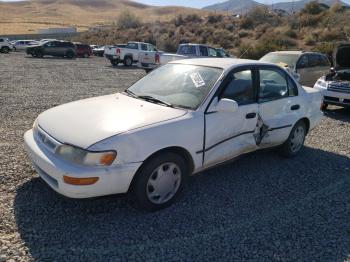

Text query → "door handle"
[246,112,257,119]
[291,105,300,111]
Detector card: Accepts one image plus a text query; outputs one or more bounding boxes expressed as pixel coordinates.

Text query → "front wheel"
[279,121,307,157]
[321,102,328,111]
[131,152,188,211]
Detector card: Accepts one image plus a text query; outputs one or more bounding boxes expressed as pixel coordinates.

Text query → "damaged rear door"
[257,66,301,147]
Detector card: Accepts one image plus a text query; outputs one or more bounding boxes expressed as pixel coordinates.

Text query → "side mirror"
[216,98,238,113]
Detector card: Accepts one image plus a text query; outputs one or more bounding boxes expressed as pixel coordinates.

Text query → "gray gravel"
[0,52,350,261]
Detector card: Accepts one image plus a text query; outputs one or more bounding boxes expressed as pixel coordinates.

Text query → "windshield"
[260,53,299,68]
[127,64,223,110]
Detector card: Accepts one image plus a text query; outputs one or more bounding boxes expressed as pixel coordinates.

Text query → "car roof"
[169,58,273,70]
[267,51,325,56]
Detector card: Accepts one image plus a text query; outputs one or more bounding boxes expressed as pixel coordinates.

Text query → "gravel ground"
[0,52,349,261]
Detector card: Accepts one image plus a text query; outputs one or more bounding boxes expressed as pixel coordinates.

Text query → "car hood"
[333,44,350,69]
[37,93,187,149]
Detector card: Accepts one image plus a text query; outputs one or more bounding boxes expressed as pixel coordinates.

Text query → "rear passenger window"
[308,54,321,67]
[126,43,138,49]
[221,69,256,105]
[178,45,196,55]
[141,44,148,51]
[319,55,330,66]
[259,69,289,102]
[199,46,208,56]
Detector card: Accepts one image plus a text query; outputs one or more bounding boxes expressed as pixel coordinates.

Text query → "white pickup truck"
[138,43,232,72]
[104,41,157,67]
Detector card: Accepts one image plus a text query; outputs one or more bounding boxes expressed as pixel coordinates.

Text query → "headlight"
[56,144,117,166]
[316,79,327,88]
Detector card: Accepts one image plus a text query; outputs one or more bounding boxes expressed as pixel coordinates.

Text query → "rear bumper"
[24,130,142,198]
[105,54,120,61]
[137,62,158,70]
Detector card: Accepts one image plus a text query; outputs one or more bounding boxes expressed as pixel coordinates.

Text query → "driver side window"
[221,69,256,105]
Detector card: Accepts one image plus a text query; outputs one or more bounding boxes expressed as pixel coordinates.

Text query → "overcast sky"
[1,0,350,8]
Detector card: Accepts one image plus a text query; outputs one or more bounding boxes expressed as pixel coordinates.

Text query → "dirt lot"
[0,52,349,261]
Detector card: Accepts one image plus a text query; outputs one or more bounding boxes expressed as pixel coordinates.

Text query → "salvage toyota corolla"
[24,58,323,211]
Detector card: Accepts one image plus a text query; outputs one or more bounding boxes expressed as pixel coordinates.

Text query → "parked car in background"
[137,43,232,72]
[12,40,39,51]
[0,38,14,53]
[314,43,350,109]
[104,42,155,66]
[24,58,323,211]
[75,43,93,58]
[92,45,105,57]
[260,51,331,87]
[26,40,76,59]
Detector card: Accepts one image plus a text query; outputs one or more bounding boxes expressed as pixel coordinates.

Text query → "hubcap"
[290,126,305,153]
[146,162,181,204]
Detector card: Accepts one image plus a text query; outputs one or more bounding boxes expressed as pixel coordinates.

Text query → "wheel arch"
[298,117,310,134]
[128,146,195,192]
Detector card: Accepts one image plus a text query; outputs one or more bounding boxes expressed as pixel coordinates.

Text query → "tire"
[31,53,37,58]
[321,102,328,111]
[66,50,75,59]
[1,46,10,54]
[35,50,43,58]
[131,152,188,211]
[144,69,152,74]
[83,53,89,58]
[124,56,133,67]
[111,59,119,66]
[279,121,307,157]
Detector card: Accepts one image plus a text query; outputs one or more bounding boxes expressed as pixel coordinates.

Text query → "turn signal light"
[63,176,99,186]
[100,152,117,166]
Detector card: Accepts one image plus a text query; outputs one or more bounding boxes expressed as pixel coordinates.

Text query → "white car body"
[13,40,39,51]
[24,58,323,200]
[104,41,156,66]
[0,38,14,52]
[314,44,350,108]
[137,44,231,71]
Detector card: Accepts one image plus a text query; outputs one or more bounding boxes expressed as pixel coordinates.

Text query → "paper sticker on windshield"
[190,72,205,88]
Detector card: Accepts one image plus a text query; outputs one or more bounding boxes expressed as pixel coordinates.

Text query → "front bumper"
[314,86,350,107]
[24,129,142,198]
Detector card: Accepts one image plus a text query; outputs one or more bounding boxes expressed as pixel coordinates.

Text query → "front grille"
[324,96,339,102]
[35,127,61,153]
[328,81,350,93]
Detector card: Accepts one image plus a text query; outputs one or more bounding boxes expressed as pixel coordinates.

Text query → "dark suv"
[75,43,93,58]
[26,40,76,59]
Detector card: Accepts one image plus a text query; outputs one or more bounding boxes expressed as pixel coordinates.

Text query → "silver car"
[260,51,331,87]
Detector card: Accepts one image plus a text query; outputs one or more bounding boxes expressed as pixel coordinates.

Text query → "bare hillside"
[0,0,208,35]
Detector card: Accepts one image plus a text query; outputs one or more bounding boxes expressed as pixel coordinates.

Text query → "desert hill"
[0,0,207,35]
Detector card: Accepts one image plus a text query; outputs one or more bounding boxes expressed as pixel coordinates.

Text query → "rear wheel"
[131,152,188,211]
[111,59,119,66]
[321,102,328,111]
[83,52,89,58]
[66,50,75,59]
[279,121,307,157]
[1,46,10,53]
[124,56,133,67]
[35,50,43,58]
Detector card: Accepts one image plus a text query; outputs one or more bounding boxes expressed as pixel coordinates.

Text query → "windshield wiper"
[124,89,138,98]
[138,95,174,108]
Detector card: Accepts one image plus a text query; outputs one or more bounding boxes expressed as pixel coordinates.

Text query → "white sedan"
[24,58,323,211]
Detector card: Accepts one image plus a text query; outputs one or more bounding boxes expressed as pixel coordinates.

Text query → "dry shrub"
[117,9,141,29]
